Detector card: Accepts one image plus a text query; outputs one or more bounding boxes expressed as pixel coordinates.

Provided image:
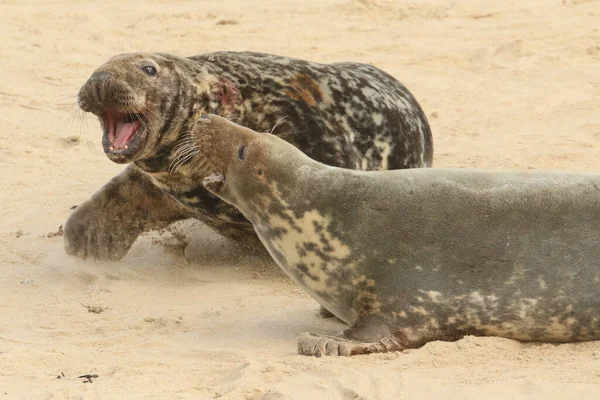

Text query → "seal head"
[78,53,197,163]
[193,114,316,220]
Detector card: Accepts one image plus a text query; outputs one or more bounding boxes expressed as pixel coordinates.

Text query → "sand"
[1,0,600,398]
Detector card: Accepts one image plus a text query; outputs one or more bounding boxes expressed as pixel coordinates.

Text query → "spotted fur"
[194,114,600,357]
[64,51,432,261]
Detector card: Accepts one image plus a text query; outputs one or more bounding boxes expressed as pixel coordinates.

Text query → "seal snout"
[190,114,231,167]
[191,113,264,180]
[79,71,140,112]
[89,70,111,84]
[190,114,241,192]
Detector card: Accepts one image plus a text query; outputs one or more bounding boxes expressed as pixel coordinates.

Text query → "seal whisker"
[224,115,241,123]
[59,100,80,115]
[56,98,83,126]
[175,145,199,160]
[56,92,80,109]
[180,149,200,165]
[65,107,80,126]
[56,89,92,135]
[169,116,206,161]
[76,110,89,137]
[173,137,194,152]
[130,106,151,134]
[138,106,162,122]
[57,92,78,100]
[187,114,206,133]
[266,116,288,134]
[172,144,194,158]
[136,114,150,134]
[170,139,194,159]
[169,145,200,174]
[173,145,197,163]
[176,131,194,140]
[58,106,89,138]
[172,136,196,156]
[170,149,200,175]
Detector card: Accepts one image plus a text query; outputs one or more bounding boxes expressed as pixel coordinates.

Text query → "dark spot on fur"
[271,227,288,237]
[304,242,317,252]
[297,262,320,282]
[313,220,324,232]
[284,73,323,106]
[297,246,308,257]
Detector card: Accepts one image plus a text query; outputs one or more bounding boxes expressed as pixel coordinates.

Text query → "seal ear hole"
[257,169,263,176]
[141,65,157,76]
[237,145,248,161]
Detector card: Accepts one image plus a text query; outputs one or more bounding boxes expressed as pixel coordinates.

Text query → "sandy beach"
[1,0,600,398]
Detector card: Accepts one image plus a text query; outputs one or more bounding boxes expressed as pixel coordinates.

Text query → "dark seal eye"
[237,145,247,161]
[141,65,156,76]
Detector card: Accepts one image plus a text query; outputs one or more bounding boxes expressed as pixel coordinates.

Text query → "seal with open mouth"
[63,51,433,262]
[191,114,600,356]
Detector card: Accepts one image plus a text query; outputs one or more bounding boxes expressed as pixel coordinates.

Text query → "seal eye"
[237,145,247,161]
[141,66,157,76]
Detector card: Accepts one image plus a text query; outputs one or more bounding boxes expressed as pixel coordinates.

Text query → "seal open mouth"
[102,110,148,160]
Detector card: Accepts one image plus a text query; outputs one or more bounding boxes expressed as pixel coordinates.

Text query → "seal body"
[192,114,600,356]
[64,51,432,261]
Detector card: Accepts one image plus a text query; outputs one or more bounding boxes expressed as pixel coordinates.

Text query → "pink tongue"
[113,119,141,149]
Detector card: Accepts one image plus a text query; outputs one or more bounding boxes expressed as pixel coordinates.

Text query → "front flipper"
[298,315,426,357]
[64,165,190,261]
[297,332,405,357]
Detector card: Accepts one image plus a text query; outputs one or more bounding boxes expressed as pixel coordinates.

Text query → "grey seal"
[191,114,600,356]
[63,51,433,262]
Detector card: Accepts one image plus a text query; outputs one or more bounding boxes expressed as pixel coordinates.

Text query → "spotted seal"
[191,114,600,357]
[64,51,432,262]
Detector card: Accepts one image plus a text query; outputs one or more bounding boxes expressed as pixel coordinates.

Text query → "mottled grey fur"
[64,51,432,261]
[194,114,600,357]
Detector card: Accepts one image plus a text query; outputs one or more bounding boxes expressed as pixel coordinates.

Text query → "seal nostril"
[237,145,247,161]
[90,71,111,83]
[86,71,112,106]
